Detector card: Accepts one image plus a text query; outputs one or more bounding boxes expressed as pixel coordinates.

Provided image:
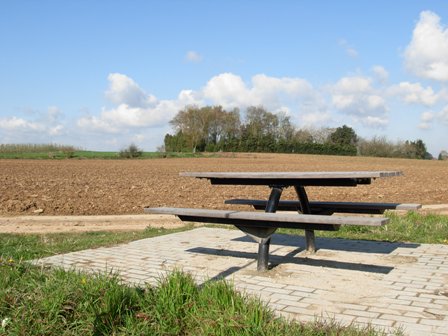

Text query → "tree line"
[163,105,434,159]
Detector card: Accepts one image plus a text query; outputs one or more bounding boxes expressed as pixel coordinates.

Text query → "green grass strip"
[0,264,398,335]
[0,226,193,261]
[316,212,448,244]
[0,150,218,160]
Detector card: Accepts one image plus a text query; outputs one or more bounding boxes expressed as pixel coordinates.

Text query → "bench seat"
[144,207,389,231]
[224,199,421,214]
[145,207,389,271]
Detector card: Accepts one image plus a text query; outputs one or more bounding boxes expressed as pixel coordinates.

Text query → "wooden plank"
[144,207,389,226]
[395,203,423,210]
[180,171,402,179]
[225,199,422,212]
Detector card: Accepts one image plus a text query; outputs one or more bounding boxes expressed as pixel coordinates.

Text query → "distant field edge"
[0,151,219,160]
[1,150,445,160]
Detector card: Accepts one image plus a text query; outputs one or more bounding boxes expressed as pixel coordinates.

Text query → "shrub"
[119,144,143,158]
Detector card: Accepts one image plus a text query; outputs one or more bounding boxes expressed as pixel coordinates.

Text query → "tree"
[170,106,206,152]
[357,136,395,157]
[238,106,281,152]
[329,125,358,146]
[294,129,314,143]
[277,113,295,142]
[308,127,334,144]
[166,104,361,156]
[245,106,279,139]
[412,139,427,159]
[439,150,448,160]
[164,132,189,152]
[400,139,428,159]
[169,106,241,152]
[211,107,241,148]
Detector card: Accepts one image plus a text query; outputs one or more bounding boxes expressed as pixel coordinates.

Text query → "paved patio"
[35,227,448,335]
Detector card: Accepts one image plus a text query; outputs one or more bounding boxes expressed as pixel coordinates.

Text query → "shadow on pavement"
[232,233,420,254]
[187,247,394,274]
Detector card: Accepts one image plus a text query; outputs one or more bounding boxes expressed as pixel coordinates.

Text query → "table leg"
[294,185,316,253]
[257,237,271,271]
[257,186,283,271]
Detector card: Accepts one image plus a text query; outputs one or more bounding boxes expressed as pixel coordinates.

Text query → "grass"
[0,264,393,336]
[0,143,217,159]
[0,144,77,153]
[208,212,448,245]
[0,150,214,160]
[74,151,213,160]
[0,222,409,335]
[0,226,193,262]
[317,211,448,244]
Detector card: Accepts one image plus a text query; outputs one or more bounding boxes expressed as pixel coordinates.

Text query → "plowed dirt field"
[1,153,447,217]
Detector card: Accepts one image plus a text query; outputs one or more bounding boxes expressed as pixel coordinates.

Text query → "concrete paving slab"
[34,227,448,336]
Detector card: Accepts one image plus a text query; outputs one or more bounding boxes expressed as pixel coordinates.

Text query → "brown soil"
[0,214,186,234]
[0,153,447,233]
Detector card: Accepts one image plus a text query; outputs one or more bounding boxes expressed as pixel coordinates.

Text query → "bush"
[119,144,143,158]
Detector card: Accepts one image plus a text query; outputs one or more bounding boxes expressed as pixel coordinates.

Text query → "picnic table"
[145,171,421,271]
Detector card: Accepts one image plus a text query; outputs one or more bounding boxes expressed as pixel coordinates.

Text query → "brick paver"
[35,227,448,336]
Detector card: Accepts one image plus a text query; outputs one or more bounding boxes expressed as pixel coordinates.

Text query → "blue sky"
[1,1,448,156]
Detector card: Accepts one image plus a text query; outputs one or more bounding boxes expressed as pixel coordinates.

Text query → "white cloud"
[178,89,203,106]
[331,76,388,127]
[419,106,448,129]
[202,72,329,126]
[0,105,65,136]
[419,111,435,129]
[79,73,190,133]
[439,105,448,125]
[438,87,448,102]
[203,73,249,107]
[49,125,64,136]
[251,74,315,106]
[372,65,389,83]
[76,115,120,133]
[77,102,179,132]
[362,116,389,128]
[388,82,438,106]
[131,134,146,143]
[0,116,44,132]
[185,51,203,63]
[404,11,448,81]
[421,111,435,122]
[333,76,371,94]
[77,72,331,143]
[300,111,332,126]
[338,39,359,58]
[105,73,157,107]
[47,106,62,122]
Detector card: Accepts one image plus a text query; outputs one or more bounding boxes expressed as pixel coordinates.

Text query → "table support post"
[305,229,316,252]
[265,186,283,212]
[257,238,270,271]
[256,186,283,271]
[294,185,316,253]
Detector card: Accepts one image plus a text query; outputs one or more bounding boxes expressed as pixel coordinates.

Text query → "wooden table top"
[180,171,402,187]
[180,171,402,179]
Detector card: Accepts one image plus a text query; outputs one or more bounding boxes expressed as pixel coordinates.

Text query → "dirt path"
[0,214,186,234]
[0,205,446,234]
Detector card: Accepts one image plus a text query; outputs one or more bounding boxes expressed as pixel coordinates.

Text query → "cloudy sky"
[1,1,448,155]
